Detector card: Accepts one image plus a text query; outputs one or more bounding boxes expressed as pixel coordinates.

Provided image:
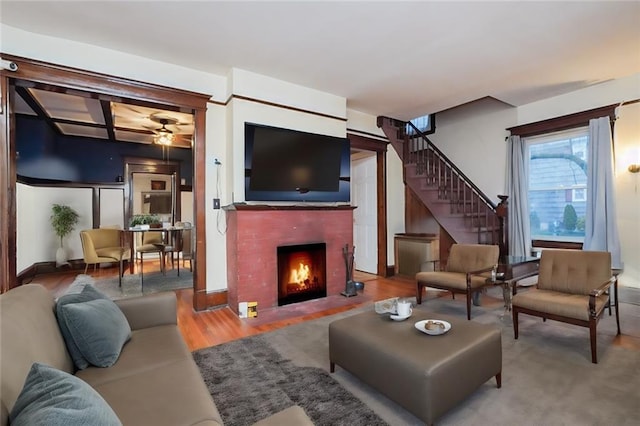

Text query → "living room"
[1,2,639,425]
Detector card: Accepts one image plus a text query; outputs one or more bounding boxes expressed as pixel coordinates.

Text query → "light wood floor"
[30,262,640,352]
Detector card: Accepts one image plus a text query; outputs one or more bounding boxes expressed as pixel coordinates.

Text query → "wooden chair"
[416,244,500,320]
[180,227,193,272]
[136,231,167,285]
[79,228,130,286]
[512,249,620,364]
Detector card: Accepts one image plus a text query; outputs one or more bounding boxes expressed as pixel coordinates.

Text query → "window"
[526,128,588,243]
[407,113,436,135]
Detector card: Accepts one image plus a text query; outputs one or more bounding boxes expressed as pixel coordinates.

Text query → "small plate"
[390,309,412,321]
[415,319,452,335]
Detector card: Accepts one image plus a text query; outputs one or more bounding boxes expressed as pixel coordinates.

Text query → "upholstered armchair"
[79,228,130,285]
[512,249,620,364]
[416,244,500,320]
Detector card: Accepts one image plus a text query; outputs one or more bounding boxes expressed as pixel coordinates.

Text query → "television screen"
[245,123,350,202]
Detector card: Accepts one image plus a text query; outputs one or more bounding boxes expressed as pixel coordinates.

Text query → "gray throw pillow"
[56,283,110,369]
[9,362,122,426]
[61,298,132,368]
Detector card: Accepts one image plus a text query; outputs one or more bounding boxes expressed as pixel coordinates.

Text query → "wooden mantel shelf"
[223,203,356,212]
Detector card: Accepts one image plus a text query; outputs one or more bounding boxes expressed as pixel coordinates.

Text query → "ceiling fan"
[150,116,178,145]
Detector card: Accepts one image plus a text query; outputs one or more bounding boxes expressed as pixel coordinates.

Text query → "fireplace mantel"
[225,204,354,315]
[223,203,356,212]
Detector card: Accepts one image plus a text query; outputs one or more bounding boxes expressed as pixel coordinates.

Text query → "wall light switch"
[213,198,221,209]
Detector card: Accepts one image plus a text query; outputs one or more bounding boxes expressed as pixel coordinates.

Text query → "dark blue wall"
[16,115,193,184]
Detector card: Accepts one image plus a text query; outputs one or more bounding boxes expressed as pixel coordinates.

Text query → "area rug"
[72,270,192,300]
[193,335,386,426]
[194,287,640,426]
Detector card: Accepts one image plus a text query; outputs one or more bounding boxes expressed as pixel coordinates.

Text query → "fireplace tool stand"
[341,244,365,297]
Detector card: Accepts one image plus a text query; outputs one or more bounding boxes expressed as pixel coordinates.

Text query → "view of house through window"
[526,127,588,242]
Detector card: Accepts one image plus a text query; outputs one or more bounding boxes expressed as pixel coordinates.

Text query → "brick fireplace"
[225,204,354,315]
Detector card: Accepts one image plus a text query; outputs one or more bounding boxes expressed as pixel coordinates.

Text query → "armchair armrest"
[588,276,617,317]
[115,291,177,330]
[465,265,497,289]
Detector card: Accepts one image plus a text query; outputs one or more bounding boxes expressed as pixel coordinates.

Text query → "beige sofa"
[0,284,312,425]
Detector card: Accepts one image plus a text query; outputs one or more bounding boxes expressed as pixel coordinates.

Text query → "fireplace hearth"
[277,243,327,306]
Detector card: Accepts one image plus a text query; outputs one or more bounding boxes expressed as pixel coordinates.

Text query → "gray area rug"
[72,270,192,300]
[194,287,640,426]
[193,336,387,426]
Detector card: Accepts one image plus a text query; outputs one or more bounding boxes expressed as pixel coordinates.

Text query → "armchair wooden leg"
[466,293,471,320]
[589,320,598,364]
[416,282,424,304]
[513,308,519,339]
[614,282,621,335]
[118,260,123,288]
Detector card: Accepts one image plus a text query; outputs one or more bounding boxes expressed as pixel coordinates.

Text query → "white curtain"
[584,117,623,269]
[506,135,531,257]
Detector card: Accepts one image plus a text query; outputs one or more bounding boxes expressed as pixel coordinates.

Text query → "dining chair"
[136,231,166,285]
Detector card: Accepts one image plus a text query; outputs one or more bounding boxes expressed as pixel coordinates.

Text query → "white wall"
[428,97,516,202]
[613,102,640,289]
[17,184,92,273]
[386,148,405,262]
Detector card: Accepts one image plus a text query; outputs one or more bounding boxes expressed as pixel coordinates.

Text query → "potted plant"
[50,204,80,267]
[129,214,161,229]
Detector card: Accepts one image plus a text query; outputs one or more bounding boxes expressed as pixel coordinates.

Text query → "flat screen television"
[245,122,350,202]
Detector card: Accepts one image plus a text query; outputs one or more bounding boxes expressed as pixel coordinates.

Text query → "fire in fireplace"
[277,243,327,306]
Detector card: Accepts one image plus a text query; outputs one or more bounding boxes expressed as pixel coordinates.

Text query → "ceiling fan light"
[154,124,174,145]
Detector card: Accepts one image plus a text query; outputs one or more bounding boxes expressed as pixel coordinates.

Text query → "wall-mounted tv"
[245,123,350,202]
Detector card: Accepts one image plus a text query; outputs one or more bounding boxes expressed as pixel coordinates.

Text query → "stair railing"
[382,116,507,254]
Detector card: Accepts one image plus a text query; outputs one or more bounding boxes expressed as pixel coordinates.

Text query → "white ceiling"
[1,1,639,120]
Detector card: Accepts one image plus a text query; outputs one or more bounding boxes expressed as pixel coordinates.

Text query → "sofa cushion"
[61,298,131,368]
[90,358,223,426]
[76,325,191,387]
[56,283,110,369]
[9,363,121,426]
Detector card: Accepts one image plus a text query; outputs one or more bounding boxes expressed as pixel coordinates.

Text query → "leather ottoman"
[329,310,501,425]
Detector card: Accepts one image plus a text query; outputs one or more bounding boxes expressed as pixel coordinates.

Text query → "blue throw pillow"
[9,362,122,426]
[61,298,131,368]
[56,283,110,369]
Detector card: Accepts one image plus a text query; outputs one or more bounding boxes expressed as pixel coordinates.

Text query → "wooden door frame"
[0,54,211,310]
[347,132,389,277]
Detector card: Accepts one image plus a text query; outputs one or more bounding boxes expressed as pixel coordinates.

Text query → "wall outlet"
[213,198,221,209]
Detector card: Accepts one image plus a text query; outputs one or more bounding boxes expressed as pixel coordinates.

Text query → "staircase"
[377,116,507,255]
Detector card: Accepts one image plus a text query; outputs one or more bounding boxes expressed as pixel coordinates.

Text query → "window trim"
[507,104,616,138]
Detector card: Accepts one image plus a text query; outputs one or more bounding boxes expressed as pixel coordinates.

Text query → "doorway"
[0,55,209,310]
[352,152,378,274]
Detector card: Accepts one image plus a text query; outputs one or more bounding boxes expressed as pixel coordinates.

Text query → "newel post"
[496,195,509,257]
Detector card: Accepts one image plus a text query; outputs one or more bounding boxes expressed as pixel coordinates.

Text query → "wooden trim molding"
[348,133,389,153]
[1,54,211,110]
[507,104,618,137]
[0,55,209,306]
[532,240,583,250]
[205,290,228,308]
[230,94,347,122]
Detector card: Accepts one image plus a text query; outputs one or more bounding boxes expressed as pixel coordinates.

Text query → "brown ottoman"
[329,310,501,425]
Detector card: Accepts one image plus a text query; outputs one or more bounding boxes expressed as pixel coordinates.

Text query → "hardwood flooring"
[29,262,640,353]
